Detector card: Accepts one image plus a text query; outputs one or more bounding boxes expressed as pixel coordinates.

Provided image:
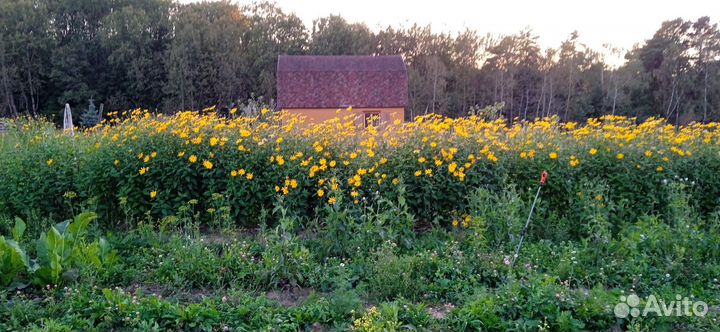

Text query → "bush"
[0,212,117,288]
[3,113,719,234]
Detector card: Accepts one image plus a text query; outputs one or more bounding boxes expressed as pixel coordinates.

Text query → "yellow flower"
[656,166,664,172]
[178,151,186,157]
[424,169,433,176]
[276,156,285,166]
[448,162,458,173]
[328,197,337,204]
[570,159,580,167]
[317,189,325,197]
[549,152,558,160]
[139,167,148,175]
[246,173,254,180]
[616,153,624,160]
[114,159,120,166]
[203,160,213,170]
[329,160,337,168]
[240,129,251,137]
[188,155,198,163]
[589,148,598,156]
[644,150,653,157]
[414,170,422,177]
[290,179,298,189]
[150,191,157,199]
[210,137,219,146]
[231,170,238,177]
[46,159,54,166]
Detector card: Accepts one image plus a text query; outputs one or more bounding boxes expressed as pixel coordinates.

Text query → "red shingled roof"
[276,55,408,109]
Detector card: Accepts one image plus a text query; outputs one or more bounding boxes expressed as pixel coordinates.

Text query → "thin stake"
[509,171,547,271]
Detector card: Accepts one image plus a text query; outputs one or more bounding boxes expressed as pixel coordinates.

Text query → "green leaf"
[54,220,70,235]
[12,217,26,242]
[35,226,65,285]
[84,242,102,268]
[5,239,29,269]
[47,226,65,258]
[67,212,97,239]
[0,237,29,287]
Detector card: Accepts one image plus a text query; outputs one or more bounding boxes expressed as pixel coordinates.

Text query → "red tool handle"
[540,171,548,186]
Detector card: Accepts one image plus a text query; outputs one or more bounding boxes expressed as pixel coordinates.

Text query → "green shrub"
[0,212,117,288]
[0,218,30,287]
[317,182,415,258]
[447,290,504,331]
[259,201,316,289]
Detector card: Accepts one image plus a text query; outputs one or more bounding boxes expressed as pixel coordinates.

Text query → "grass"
[2,184,720,331]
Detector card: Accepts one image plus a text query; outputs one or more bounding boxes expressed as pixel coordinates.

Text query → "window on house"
[364,111,381,128]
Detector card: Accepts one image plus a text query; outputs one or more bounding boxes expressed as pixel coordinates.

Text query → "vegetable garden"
[1,110,719,331]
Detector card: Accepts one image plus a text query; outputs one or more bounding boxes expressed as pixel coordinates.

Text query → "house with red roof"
[276,55,408,127]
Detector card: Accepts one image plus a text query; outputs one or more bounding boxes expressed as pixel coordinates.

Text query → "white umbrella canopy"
[63,103,74,136]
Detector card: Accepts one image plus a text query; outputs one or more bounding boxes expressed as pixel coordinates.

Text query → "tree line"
[1,0,719,123]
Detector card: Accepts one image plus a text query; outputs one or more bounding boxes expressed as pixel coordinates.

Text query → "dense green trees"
[0,0,718,123]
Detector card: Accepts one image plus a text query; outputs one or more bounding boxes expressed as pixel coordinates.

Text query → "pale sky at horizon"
[182,0,719,65]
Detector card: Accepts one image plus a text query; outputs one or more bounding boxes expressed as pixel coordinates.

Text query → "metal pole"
[509,171,547,271]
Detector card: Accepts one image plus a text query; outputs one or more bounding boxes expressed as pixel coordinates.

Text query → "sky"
[183,0,719,64]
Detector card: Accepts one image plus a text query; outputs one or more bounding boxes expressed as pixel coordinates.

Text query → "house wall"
[283,107,405,126]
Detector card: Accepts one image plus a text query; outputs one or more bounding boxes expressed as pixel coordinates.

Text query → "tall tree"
[310,15,373,55]
[242,2,307,100]
[689,17,720,122]
[100,0,172,111]
[639,18,692,123]
[164,1,249,111]
[0,0,52,117]
[46,0,114,116]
